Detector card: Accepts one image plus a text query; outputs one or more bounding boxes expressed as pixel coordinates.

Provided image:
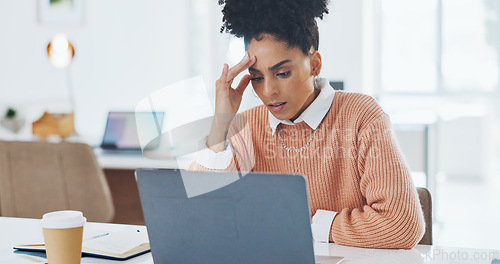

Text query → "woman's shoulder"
[330,91,387,125]
[333,91,379,108]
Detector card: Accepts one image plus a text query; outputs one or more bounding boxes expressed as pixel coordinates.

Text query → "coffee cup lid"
[41,210,87,229]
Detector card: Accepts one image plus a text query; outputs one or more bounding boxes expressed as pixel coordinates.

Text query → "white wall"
[318,0,364,92]
[0,0,192,139]
[0,0,365,140]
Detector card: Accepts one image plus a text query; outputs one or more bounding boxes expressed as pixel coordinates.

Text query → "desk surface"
[1,217,499,264]
[95,149,192,170]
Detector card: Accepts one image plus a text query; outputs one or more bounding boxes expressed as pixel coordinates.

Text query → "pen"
[86,232,109,240]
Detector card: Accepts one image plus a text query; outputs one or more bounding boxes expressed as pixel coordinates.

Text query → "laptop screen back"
[136,169,316,264]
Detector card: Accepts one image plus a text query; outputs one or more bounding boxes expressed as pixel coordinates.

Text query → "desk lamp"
[47,34,75,108]
[32,34,76,138]
[47,34,75,67]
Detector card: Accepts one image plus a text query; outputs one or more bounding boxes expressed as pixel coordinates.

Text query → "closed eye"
[251,76,263,81]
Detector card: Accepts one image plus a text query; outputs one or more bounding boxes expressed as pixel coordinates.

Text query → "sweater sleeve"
[330,113,425,249]
[187,113,255,173]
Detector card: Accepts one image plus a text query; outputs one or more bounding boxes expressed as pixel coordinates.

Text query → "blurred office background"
[1,0,499,250]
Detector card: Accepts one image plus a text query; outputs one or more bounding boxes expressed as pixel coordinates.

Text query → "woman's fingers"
[235,74,252,95]
[227,52,256,82]
[226,53,249,81]
[217,52,255,95]
[219,63,229,84]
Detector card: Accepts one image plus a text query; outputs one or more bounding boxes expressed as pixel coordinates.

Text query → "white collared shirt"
[196,77,337,242]
[268,78,335,135]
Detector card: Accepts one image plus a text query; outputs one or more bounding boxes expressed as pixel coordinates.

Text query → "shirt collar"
[268,78,335,135]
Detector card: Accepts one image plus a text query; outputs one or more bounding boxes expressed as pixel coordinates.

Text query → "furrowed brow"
[269,60,291,71]
[248,59,291,73]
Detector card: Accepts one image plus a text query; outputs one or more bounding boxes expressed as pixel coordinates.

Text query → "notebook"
[14,229,150,261]
[135,169,344,264]
[100,111,164,152]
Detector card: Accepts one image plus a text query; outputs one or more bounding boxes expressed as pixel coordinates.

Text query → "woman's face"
[247,34,320,122]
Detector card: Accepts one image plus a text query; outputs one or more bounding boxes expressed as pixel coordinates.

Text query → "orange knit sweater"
[189,91,425,249]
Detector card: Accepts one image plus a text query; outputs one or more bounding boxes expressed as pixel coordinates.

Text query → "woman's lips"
[269,102,287,112]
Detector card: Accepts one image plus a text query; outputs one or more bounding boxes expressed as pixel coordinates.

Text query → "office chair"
[417,187,433,245]
[0,140,114,222]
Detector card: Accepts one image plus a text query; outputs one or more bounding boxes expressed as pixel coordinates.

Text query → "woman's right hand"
[207,52,256,151]
[215,52,256,117]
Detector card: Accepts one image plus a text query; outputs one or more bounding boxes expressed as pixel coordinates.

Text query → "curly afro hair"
[218,0,330,55]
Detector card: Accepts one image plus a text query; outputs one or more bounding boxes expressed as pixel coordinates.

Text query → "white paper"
[83,229,149,255]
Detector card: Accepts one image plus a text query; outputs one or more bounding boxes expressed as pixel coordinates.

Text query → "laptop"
[100,111,164,153]
[136,169,344,264]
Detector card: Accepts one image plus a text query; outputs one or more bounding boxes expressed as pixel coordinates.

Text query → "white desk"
[2,217,499,264]
[94,149,192,170]
[0,217,153,264]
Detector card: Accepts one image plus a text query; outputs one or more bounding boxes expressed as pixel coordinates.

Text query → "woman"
[190,0,425,249]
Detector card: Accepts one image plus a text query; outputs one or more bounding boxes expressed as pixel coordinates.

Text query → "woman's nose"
[262,79,278,97]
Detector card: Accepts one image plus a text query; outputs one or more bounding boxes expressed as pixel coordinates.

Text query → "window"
[442,0,499,92]
[378,0,500,94]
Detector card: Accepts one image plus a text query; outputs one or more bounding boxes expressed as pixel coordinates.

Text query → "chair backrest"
[417,187,433,245]
[0,140,114,222]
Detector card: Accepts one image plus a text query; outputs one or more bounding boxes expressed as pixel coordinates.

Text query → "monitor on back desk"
[100,111,164,153]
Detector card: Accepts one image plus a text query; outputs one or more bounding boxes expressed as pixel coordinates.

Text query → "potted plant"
[1,107,25,133]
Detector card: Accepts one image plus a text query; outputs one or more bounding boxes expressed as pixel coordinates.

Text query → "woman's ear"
[309,50,322,76]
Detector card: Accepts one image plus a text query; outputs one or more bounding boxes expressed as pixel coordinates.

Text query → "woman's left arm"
[330,113,425,249]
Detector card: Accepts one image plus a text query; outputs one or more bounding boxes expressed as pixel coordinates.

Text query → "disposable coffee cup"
[41,211,87,264]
